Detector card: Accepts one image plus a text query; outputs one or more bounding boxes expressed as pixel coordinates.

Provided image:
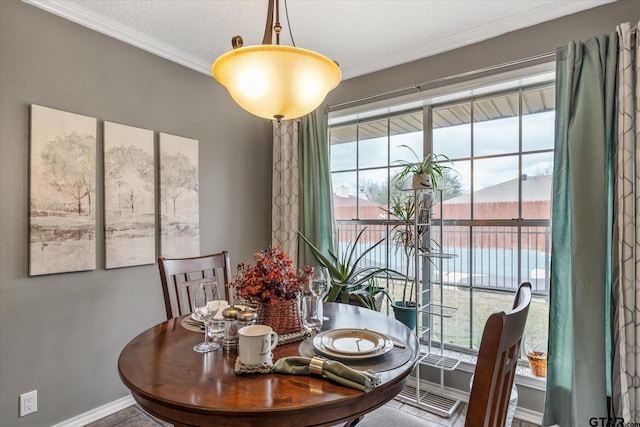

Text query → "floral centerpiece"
[234,246,311,304]
[233,246,310,335]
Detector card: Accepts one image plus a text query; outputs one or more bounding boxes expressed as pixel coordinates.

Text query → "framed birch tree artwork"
[159,133,200,258]
[29,105,97,276]
[104,122,155,269]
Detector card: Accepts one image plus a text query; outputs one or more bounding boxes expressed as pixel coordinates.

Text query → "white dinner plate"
[320,329,386,355]
[313,329,394,360]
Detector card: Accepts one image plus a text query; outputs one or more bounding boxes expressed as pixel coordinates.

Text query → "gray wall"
[0,1,272,426]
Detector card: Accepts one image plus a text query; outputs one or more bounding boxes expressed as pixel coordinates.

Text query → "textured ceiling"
[25,0,613,80]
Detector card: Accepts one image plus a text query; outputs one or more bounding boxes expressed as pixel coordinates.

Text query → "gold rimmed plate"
[321,329,386,354]
[313,329,394,360]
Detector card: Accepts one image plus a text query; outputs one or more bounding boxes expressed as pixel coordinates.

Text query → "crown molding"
[22,0,212,75]
[341,0,613,79]
[22,0,612,81]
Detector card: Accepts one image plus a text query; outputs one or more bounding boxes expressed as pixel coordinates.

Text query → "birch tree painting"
[29,105,97,275]
[159,133,199,258]
[104,122,155,268]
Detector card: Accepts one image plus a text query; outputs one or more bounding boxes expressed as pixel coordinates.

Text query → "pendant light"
[211,0,341,121]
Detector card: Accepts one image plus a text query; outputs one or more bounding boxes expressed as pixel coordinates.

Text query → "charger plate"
[298,335,411,372]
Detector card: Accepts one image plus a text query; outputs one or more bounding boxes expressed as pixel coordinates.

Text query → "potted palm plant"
[394,145,452,189]
[298,228,402,311]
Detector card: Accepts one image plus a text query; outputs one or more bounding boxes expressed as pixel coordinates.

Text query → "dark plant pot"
[392,301,417,330]
[347,289,386,311]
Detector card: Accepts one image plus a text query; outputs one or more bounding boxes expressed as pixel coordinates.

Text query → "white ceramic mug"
[238,325,279,365]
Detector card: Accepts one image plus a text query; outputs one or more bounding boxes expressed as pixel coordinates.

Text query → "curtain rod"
[329,51,556,111]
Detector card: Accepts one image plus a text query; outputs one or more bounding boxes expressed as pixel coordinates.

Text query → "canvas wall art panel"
[29,105,97,276]
[159,133,200,258]
[104,122,155,269]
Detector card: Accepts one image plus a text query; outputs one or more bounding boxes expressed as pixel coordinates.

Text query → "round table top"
[118,302,419,427]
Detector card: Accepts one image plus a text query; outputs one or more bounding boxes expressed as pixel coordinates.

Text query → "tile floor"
[86,399,541,427]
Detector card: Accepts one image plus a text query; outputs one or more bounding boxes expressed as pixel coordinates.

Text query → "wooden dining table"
[118,302,419,427]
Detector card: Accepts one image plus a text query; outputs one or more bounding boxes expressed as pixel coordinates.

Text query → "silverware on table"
[364,328,406,349]
[184,318,205,329]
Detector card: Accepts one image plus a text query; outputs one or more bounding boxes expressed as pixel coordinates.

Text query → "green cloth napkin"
[272,356,381,392]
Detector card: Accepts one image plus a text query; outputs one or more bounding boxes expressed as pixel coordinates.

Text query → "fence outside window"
[335,220,549,352]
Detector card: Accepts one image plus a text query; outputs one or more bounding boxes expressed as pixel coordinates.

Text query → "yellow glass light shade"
[212,45,341,121]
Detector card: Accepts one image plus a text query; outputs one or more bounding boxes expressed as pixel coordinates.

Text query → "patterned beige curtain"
[612,21,640,421]
[272,120,299,264]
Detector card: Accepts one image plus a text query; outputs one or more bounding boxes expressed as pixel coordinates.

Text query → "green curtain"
[297,106,335,267]
[543,33,617,426]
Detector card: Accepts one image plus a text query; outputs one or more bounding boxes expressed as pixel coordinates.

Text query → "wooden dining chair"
[158,251,232,320]
[465,282,532,427]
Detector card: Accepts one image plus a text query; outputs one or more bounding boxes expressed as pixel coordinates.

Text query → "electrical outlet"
[19,390,37,417]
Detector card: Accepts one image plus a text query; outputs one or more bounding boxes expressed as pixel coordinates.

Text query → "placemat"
[278,329,310,345]
[181,318,309,346]
[235,357,273,374]
[297,336,411,372]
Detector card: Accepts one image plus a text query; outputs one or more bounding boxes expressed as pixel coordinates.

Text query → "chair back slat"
[465,282,532,427]
[158,251,232,320]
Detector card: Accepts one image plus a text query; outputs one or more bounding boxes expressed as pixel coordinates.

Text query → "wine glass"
[310,267,330,320]
[191,280,220,353]
[302,295,323,335]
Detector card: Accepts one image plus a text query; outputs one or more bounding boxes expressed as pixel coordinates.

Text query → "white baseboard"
[402,377,543,425]
[514,406,543,425]
[50,394,135,427]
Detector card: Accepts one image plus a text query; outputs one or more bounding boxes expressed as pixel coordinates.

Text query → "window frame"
[329,77,554,357]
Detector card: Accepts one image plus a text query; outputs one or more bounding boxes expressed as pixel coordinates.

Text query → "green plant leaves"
[297,228,403,310]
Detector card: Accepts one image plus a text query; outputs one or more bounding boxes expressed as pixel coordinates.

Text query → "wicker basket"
[256,299,302,335]
[527,351,547,377]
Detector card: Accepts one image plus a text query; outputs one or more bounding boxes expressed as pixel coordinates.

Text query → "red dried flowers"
[233,246,311,304]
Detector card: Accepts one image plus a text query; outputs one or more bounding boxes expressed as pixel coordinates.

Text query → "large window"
[331,111,423,220]
[329,80,553,359]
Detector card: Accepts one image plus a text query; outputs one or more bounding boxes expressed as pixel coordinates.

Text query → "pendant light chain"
[283,0,296,47]
[274,0,281,45]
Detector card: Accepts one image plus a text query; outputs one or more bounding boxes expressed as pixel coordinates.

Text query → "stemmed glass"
[191,280,220,353]
[310,267,330,320]
[309,267,330,297]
